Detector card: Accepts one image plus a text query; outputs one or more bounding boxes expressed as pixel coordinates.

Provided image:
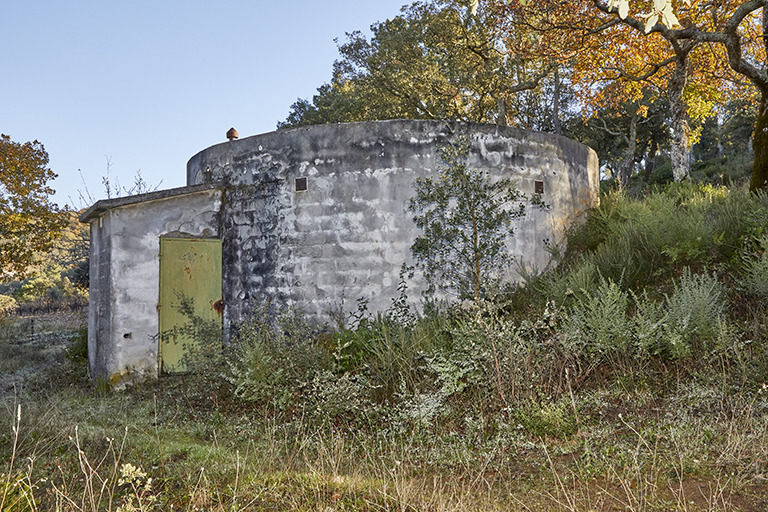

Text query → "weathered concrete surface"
[81,185,222,385]
[84,120,598,383]
[187,120,599,329]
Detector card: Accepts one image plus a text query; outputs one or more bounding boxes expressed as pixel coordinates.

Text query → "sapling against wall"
[408,136,542,301]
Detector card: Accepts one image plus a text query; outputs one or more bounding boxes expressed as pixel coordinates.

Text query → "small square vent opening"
[295,177,308,192]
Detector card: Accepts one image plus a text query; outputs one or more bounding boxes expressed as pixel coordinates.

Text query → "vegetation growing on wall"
[408,137,541,301]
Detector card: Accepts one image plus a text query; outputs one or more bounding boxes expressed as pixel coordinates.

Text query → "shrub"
[743,191,768,239]
[690,152,753,185]
[65,324,89,381]
[0,295,16,316]
[167,295,226,379]
[561,278,633,361]
[443,299,567,406]
[663,268,726,358]
[709,188,754,262]
[408,136,531,301]
[302,370,382,427]
[555,267,728,374]
[631,289,667,358]
[554,183,759,298]
[12,262,86,304]
[649,160,674,185]
[514,398,579,439]
[330,302,452,403]
[223,304,331,408]
[740,235,768,300]
[535,260,600,307]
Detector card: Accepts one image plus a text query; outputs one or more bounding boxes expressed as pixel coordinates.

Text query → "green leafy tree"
[408,137,533,301]
[279,0,558,129]
[692,115,722,163]
[0,134,66,278]
[567,90,671,183]
[721,99,757,158]
[10,259,85,303]
[691,100,756,164]
[278,81,366,128]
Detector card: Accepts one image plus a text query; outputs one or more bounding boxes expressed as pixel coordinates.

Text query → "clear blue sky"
[1,0,408,208]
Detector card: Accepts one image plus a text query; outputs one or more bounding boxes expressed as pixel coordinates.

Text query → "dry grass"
[2,299,768,512]
[0,312,84,399]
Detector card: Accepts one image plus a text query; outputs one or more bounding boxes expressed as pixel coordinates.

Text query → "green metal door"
[158,238,222,374]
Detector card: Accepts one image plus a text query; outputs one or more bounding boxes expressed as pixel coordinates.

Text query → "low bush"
[663,269,727,358]
[65,324,89,381]
[223,304,331,409]
[0,295,17,317]
[559,269,729,367]
[690,151,753,185]
[514,397,579,439]
[562,278,634,373]
[541,183,764,304]
[741,235,768,300]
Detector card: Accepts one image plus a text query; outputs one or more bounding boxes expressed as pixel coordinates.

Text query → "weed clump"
[223,304,332,409]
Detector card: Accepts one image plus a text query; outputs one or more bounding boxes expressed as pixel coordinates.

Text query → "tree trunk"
[751,90,768,192]
[552,66,562,135]
[751,7,768,192]
[645,135,658,180]
[669,57,691,182]
[497,97,507,127]
[621,115,639,188]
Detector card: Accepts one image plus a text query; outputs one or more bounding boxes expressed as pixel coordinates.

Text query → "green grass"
[4,375,768,511]
[3,182,768,510]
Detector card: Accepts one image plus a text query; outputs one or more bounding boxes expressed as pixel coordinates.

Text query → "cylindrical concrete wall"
[187,120,599,326]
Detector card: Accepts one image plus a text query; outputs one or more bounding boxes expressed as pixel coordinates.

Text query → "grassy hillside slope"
[2,182,768,511]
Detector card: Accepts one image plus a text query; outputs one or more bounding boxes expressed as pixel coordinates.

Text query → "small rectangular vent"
[534,180,544,195]
[295,177,308,192]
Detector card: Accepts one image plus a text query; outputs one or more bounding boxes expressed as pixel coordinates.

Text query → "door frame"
[158,237,223,374]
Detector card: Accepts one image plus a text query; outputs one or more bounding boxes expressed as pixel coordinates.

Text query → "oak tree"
[587,0,768,191]
[280,0,560,129]
[491,0,743,183]
[588,0,750,181]
[0,134,67,278]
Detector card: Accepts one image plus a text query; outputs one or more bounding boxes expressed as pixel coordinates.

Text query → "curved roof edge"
[186,119,592,174]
